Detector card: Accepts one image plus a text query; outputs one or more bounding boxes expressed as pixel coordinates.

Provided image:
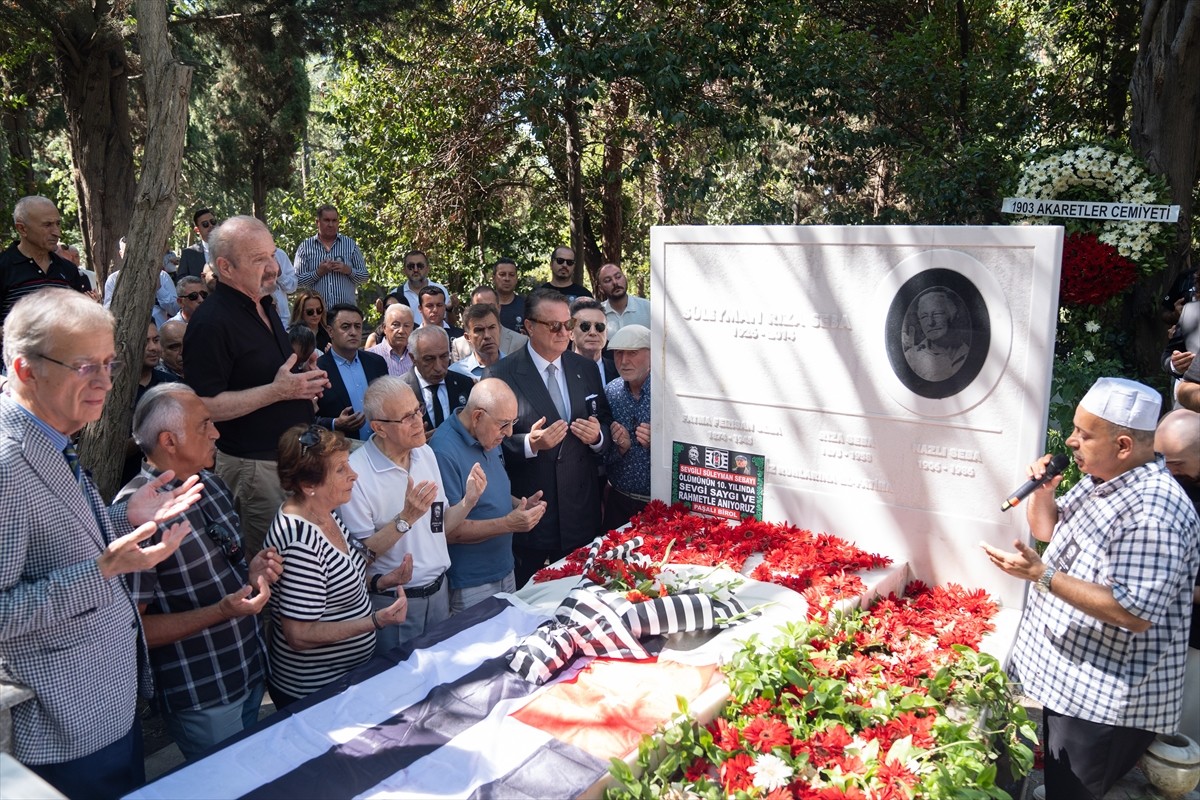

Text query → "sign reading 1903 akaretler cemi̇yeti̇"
[650,225,1063,609]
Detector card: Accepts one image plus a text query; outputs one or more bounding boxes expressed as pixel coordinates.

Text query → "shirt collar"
[14,403,69,451]
[526,343,562,374]
[332,349,360,368]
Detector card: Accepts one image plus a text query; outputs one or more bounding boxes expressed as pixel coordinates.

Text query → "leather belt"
[404,571,446,599]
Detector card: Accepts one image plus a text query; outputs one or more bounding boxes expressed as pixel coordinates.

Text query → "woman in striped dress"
[265,424,412,708]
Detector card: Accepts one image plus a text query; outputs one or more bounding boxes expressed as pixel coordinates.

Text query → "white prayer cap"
[1079,377,1160,431]
[607,324,650,351]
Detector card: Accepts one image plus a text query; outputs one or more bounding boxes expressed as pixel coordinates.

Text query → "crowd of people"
[0,194,1197,800]
[0,197,655,798]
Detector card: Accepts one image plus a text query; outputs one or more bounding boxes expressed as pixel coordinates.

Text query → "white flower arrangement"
[1015,144,1169,270]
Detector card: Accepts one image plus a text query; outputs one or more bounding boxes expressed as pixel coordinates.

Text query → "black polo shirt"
[0,240,89,326]
[184,282,313,459]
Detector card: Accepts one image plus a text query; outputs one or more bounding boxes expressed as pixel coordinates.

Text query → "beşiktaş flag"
[126,597,720,800]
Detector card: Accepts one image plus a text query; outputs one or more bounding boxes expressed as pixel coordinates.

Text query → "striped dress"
[264,511,375,700]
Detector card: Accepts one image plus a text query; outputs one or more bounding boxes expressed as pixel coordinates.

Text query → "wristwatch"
[1034,566,1057,594]
[395,516,411,534]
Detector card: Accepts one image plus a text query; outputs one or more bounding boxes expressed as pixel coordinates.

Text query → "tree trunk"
[251,151,267,221]
[53,10,137,285]
[79,0,193,499]
[599,84,629,269]
[1128,0,1199,380]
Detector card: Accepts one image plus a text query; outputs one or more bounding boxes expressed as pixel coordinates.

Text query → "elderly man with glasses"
[429,378,547,613]
[118,383,282,762]
[0,289,201,798]
[338,377,484,650]
[171,275,209,323]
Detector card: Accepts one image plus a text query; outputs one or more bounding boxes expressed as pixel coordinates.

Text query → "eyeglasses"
[528,317,575,333]
[178,291,208,302]
[198,219,218,229]
[575,321,605,333]
[204,521,245,566]
[554,257,575,266]
[481,408,519,432]
[37,354,122,379]
[298,424,323,455]
[304,307,324,317]
[375,405,426,426]
[405,262,427,270]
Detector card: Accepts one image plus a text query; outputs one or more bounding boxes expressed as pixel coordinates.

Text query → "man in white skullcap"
[983,377,1200,800]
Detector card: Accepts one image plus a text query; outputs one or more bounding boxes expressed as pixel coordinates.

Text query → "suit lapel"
[1,403,108,551]
[514,350,560,422]
[322,354,351,411]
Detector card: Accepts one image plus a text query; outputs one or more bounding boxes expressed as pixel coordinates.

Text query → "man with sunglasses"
[540,245,592,305]
[430,378,547,612]
[399,249,448,326]
[179,207,218,281]
[570,298,615,386]
[118,384,283,762]
[171,275,208,323]
[484,287,612,587]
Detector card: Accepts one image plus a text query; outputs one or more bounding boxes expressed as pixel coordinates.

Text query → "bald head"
[1155,409,1200,483]
[461,378,518,449]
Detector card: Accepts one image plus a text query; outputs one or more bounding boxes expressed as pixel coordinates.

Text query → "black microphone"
[1000,454,1070,511]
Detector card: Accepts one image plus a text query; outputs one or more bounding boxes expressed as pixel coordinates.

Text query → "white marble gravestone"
[649,225,1063,609]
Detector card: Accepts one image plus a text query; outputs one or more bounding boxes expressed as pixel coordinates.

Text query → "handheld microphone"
[1000,454,1070,511]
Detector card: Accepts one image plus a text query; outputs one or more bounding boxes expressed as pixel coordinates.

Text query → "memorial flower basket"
[509,537,764,685]
[605,582,1036,800]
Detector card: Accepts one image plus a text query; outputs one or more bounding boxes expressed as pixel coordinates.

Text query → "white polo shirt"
[338,437,451,587]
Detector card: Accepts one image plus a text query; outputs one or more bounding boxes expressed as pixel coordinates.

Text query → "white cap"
[1079,377,1160,431]
[607,324,650,351]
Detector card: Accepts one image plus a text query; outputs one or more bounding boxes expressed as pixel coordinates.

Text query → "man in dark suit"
[403,325,474,441]
[316,303,388,439]
[179,207,218,280]
[484,287,612,586]
[0,289,201,798]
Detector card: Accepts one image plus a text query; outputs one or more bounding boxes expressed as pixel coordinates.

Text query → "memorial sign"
[650,226,1063,608]
[670,441,764,520]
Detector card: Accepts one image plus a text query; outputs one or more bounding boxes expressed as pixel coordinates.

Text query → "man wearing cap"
[982,377,1200,800]
[604,324,652,530]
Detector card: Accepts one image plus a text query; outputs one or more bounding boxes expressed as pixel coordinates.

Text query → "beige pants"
[214,451,286,556]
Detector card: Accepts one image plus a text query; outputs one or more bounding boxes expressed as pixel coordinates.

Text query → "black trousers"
[1042,706,1156,799]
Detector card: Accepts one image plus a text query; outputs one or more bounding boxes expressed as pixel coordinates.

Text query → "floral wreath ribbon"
[508,537,761,685]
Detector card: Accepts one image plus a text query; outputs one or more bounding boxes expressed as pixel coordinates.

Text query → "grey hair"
[363,375,419,422]
[132,383,195,455]
[407,324,449,355]
[207,215,268,265]
[3,289,113,371]
[175,275,204,294]
[13,195,54,225]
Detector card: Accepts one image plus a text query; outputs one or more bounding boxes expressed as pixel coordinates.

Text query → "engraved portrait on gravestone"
[885,268,991,399]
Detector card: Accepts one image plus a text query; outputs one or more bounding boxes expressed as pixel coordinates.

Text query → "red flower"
[685,757,711,781]
[808,724,853,762]
[720,752,755,793]
[625,589,651,603]
[875,758,918,797]
[708,717,741,752]
[742,697,775,716]
[1059,231,1137,306]
[742,716,794,752]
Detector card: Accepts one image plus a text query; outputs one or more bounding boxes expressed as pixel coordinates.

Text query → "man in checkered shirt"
[984,377,1200,799]
[118,384,283,761]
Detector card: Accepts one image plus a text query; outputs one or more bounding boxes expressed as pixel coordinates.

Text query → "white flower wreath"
[1015,144,1167,267]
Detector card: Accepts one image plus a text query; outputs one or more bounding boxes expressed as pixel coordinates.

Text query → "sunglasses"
[554,257,575,266]
[405,262,427,270]
[298,424,323,455]
[576,321,605,333]
[198,219,218,229]
[304,307,325,317]
[528,317,575,333]
[179,291,208,302]
[204,521,245,566]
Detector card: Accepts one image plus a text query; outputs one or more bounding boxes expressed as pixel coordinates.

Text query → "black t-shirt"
[498,295,526,334]
[539,281,593,305]
[0,240,89,326]
[184,282,313,459]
